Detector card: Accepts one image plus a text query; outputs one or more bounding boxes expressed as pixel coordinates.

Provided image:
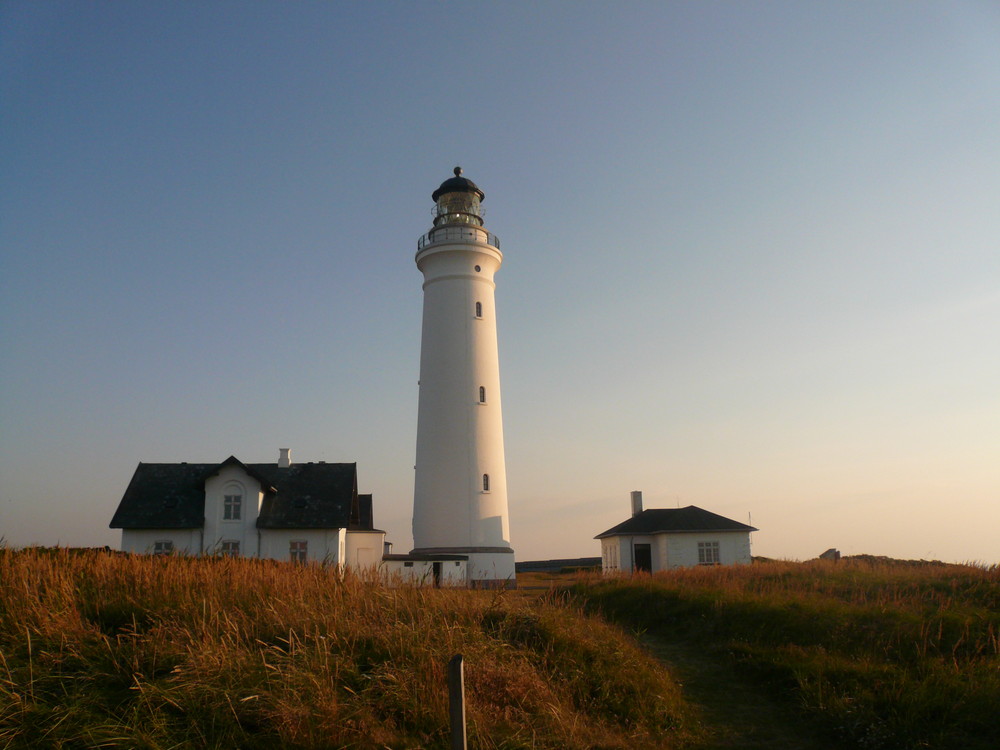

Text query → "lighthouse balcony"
[417,225,500,252]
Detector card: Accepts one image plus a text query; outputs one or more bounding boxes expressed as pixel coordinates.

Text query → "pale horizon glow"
[1,2,998,564]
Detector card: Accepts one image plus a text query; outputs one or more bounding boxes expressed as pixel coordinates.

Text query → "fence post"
[448,654,467,750]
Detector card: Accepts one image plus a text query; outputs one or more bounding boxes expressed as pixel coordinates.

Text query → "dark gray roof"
[383,553,469,562]
[595,505,757,539]
[350,494,374,531]
[432,167,484,202]
[109,462,213,529]
[255,461,357,529]
[110,457,361,531]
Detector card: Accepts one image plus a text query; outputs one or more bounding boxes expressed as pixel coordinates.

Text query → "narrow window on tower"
[483,474,490,492]
[479,386,486,403]
[475,301,482,318]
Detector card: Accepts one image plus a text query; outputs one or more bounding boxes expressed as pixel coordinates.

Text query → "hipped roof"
[595,505,757,539]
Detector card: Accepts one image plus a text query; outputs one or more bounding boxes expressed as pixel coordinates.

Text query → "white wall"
[466,551,515,584]
[412,237,513,553]
[345,530,385,570]
[121,528,201,555]
[602,531,753,572]
[258,528,345,567]
[203,465,264,556]
[381,558,468,586]
[662,531,752,569]
[600,538,618,572]
[123,525,352,569]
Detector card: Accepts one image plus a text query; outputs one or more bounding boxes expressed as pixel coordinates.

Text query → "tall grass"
[0,548,697,748]
[570,559,1000,750]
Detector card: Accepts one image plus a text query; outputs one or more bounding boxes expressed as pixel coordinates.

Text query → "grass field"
[0,548,695,749]
[2,549,996,749]
[569,558,1000,750]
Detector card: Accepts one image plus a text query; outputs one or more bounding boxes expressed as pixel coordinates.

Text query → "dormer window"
[224,494,242,520]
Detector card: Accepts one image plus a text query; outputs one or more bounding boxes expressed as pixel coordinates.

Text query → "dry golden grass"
[0,548,697,749]
[571,558,1000,750]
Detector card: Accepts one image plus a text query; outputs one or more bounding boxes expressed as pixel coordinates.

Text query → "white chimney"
[278,448,291,468]
[630,490,643,517]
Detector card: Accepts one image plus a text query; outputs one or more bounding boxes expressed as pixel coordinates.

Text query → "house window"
[153,540,174,555]
[479,386,486,403]
[290,540,307,563]
[475,301,482,318]
[404,561,413,568]
[223,494,242,520]
[698,541,720,565]
[220,540,240,557]
[482,474,490,492]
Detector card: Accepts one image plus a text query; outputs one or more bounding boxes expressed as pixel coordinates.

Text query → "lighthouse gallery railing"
[417,226,500,252]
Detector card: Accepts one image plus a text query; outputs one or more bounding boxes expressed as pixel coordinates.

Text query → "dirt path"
[639,634,845,750]
[515,574,846,748]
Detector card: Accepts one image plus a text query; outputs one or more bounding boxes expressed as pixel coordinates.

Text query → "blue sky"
[2,1,998,563]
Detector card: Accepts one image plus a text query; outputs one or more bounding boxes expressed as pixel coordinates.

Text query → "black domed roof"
[432,167,485,202]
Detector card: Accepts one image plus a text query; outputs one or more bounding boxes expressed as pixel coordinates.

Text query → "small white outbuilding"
[596,492,757,573]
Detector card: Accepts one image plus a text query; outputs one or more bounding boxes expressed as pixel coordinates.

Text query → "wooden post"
[448,654,467,750]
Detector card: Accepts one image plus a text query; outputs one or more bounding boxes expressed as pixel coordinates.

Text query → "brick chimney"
[278,448,291,468]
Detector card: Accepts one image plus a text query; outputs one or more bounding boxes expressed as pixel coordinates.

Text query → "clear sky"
[2,1,998,563]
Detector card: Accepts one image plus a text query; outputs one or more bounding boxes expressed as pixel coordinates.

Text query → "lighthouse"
[411,168,516,587]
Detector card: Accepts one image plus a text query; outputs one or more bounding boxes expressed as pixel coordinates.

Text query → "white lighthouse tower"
[411,168,515,587]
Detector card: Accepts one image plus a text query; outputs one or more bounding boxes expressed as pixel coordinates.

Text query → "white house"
[110,451,385,570]
[596,492,757,573]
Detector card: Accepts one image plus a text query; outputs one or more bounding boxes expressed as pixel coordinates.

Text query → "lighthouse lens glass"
[434,193,482,226]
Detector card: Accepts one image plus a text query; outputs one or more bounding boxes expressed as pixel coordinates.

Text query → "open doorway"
[633,543,652,573]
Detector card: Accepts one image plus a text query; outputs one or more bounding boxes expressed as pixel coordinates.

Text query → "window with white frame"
[220,540,240,557]
[290,540,307,563]
[223,494,242,520]
[153,540,174,555]
[698,541,720,565]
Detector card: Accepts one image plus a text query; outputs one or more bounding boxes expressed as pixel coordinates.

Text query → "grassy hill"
[569,558,1000,749]
[0,548,695,748]
[2,549,996,749]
